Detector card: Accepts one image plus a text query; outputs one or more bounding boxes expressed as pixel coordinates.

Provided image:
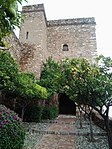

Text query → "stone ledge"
[22,4,45,13]
[47,18,96,27]
[26,129,107,136]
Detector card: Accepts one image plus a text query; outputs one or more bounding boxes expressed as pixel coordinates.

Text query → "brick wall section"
[47,18,97,62]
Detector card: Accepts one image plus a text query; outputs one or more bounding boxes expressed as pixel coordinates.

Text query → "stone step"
[26,129,107,136]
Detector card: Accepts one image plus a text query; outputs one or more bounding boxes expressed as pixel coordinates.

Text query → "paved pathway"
[37,115,76,149]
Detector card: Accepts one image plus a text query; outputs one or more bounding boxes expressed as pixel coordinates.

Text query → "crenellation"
[22,4,47,24]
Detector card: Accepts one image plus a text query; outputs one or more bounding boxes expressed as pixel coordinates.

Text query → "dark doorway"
[59,93,76,115]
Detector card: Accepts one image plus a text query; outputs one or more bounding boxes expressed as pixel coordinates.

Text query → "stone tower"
[19,4,47,78]
[19,4,47,54]
[19,4,97,78]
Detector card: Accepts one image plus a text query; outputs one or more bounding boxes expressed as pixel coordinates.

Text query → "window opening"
[62,44,69,51]
[26,32,29,39]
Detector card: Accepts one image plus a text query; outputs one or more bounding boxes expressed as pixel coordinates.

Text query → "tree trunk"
[89,112,94,141]
[21,106,25,121]
[104,109,112,149]
[83,105,88,120]
[13,98,17,110]
[78,106,83,129]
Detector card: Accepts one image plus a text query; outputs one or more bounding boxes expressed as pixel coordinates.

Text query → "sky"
[20,0,112,58]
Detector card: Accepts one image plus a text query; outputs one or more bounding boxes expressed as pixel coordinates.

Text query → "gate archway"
[59,93,76,115]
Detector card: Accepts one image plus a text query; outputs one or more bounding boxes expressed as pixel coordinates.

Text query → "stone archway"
[59,93,76,115]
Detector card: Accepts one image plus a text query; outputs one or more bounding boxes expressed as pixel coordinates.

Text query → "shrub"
[42,106,58,120]
[0,104,25,149]
[24,106,43,122]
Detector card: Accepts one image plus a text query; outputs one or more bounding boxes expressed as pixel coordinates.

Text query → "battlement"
[22,4,95,27]
[22,4,45,13]
[47,17,96,27]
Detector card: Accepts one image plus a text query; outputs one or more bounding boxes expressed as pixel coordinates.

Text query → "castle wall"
[47,18,97,63]
[18,4,97,78]
[5,32,42,79]
[19,43,43,79]
[5,32,22,65]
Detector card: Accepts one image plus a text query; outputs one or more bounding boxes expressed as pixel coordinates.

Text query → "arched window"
[62,44,69,51]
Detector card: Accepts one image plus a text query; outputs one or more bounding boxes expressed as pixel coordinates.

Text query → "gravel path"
[75,116,109,149]
[23,115,109,149]
[23,122,52,149]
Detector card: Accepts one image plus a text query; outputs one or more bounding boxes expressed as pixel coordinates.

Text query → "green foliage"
[15,72,48,100]
[0,104,25,149]
[34,84,48,99]
[97,55,112,74]
[0,50,48,121]
[24,105,43,122]
[24,105,58,122]
[42,106,59,120]
[40,56,112,112]
[62,58,94,103]
[40,57,62,97]
[60,57,112,114]
[0,50,48,100]
[0,50,19,92]
[0,0,27,45]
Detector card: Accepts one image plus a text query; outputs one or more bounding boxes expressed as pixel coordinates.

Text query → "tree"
[0,50,48,120]
[62,57,112,148]
[14,72,48,120]
[40,56,112,148]
[0,0,26,46]
[60,58,93,130]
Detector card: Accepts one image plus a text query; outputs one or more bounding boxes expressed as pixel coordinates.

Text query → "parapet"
[22,4,96,27]
[22,4,45,13]
[47,17,96,27]
[22,4,47,23]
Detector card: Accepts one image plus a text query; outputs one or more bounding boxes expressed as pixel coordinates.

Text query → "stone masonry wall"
[5,32,22,64]
[19,43,43,79]
[19,4,48,78]
[4,32,42,79]
[47,18,97,63]
[19,4,47,62]
[18,4,97,79]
